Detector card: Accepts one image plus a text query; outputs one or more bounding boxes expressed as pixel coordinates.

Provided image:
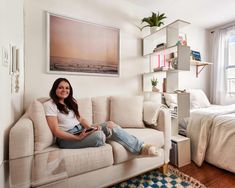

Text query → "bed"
[164,89,235,173]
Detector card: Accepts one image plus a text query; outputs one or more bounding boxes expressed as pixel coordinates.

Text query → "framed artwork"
[191,50,201,61]
[47,12,120,76]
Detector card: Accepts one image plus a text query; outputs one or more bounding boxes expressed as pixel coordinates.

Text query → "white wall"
[180,26,210,96]
[24,0,210,108]
[24,0,149,107]
[0,0,24,163]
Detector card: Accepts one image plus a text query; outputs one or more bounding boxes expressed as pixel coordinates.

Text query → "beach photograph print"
[47,13,120,76]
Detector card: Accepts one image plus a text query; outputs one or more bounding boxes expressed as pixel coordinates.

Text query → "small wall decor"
[47,12,120,76]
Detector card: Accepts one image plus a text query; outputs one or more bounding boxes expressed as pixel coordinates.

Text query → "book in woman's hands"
[73,127,97,135]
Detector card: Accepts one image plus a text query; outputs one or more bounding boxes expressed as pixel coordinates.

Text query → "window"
[226,35,235,95]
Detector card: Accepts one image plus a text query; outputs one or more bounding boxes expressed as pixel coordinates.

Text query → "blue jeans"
[57,122,144,154]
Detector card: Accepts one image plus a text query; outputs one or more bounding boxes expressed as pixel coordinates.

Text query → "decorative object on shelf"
[140,12,167,33]
[174,89,186,93]
[178,32,187,45]
[153,43,167,52]
[154,66,168,72]
[171,58,178,69]
[191,50,201,61]
[151,77,159,92]
[162,78,166,92]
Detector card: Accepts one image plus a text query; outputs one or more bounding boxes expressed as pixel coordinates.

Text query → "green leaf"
[140,11,167,30]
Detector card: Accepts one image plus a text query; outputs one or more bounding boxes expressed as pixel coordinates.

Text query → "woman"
[44,78,159,156]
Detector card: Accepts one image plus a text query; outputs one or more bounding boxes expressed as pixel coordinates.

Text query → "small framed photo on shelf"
[191,50,201,61]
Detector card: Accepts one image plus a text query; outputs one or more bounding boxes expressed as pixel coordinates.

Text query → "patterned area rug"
[112,165,206,188]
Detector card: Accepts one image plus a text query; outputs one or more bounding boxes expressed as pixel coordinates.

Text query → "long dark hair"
[50,78,80,117]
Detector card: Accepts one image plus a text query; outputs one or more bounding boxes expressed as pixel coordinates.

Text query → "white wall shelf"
[191,60,212,77]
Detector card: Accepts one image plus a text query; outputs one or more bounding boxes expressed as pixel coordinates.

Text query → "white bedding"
[186,104,235,173]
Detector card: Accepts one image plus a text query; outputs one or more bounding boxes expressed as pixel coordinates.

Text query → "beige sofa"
[9,96,171,188]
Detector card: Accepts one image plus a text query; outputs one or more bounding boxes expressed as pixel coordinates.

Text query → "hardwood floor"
[178,162,235,188]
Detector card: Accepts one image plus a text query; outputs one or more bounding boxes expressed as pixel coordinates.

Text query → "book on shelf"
[154,66,168,72]
[169,108,178,118]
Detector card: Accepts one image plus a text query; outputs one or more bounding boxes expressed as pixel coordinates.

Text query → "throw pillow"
[163,93,177,108]
[143,101,167,126]
[92,96,110,124]
[28,99,54,151]
[110,96,144,128]
[187,89,211,109]
[77,98,93,125]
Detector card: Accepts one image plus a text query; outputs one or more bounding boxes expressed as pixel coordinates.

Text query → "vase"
[150,26,158,34]
[152,86,159,92]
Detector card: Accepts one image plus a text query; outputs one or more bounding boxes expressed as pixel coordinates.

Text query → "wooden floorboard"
[177,162,235,188]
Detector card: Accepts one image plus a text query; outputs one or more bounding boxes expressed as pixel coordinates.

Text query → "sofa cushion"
[109,128,164,164]
[62,144,113,176]
[28,99,54,151]
[77,98,93,124]
[92,96,110,124]
[110,96,144,128]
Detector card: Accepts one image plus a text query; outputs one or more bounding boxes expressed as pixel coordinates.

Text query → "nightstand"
[170,135,191,167]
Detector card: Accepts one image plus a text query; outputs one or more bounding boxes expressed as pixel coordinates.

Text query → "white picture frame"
[46,12,120,77]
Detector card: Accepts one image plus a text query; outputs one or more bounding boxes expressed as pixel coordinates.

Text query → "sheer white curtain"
[210,26,235,104]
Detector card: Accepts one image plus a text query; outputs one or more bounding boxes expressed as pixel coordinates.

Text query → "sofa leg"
[159,163,168,175]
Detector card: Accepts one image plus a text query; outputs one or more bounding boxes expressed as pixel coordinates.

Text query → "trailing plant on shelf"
[140,12,167,33]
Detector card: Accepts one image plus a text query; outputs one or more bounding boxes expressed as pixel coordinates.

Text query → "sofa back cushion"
[110,96,144,128]
[28,98,54,151]
[92,96,110,124]
[77,98,93,125]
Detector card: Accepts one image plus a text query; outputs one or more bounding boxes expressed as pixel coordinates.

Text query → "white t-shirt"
[43,100,80,131]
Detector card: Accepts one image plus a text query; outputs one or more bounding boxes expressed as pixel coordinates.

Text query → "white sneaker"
[140,144,160,156]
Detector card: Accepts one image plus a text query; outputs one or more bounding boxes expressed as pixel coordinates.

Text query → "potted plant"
[141,12,167,33]
[151,77,159,92]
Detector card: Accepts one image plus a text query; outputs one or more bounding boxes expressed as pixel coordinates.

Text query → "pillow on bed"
[163,93,177,108]
[187,89,210,109]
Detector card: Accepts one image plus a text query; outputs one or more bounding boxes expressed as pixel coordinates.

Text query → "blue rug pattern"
[112,166,205,188]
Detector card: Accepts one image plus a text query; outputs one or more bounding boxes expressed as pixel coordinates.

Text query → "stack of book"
[154,66,168,72]
[169,107,178,118]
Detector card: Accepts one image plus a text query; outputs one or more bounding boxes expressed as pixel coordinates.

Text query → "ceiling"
[126,0,235,29]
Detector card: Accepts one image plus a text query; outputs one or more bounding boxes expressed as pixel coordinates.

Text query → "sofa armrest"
[157,109,171,164]
[145,108,171,163]
[156,109,171,150]
[9,114,34,159]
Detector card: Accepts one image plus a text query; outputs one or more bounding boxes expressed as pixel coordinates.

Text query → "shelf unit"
[143,19,190,56]
[170,135,191,167]
[191,60,213,77]
[142,19,191,136]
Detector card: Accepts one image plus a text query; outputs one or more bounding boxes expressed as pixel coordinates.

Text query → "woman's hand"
[74,129,93,140]
[92,124,102,131]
